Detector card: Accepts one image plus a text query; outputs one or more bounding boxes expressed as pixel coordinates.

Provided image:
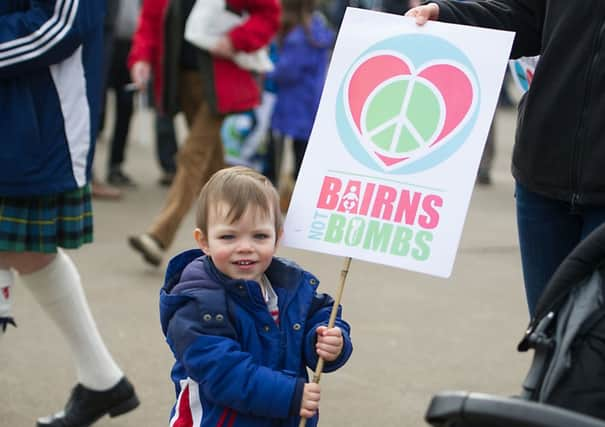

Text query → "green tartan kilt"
[0,185,93,253]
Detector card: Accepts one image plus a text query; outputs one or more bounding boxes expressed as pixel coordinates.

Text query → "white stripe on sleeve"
[0,0,78,67]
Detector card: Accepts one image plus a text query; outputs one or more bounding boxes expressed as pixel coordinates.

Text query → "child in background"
[160,166,353,426]
[268,0,335,182]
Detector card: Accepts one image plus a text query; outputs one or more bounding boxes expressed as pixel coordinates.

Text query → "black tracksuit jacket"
[432,0,605,205]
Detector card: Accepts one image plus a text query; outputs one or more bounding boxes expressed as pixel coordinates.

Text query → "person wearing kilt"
[0,1,139,426]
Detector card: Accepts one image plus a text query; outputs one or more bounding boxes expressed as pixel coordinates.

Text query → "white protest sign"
[509,55,539,93]
[282,8,514,278]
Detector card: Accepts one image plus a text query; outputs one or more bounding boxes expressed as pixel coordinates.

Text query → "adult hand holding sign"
[405,2,440,24]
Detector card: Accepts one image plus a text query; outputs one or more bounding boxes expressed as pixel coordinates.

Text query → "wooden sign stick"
[299,256,352,427]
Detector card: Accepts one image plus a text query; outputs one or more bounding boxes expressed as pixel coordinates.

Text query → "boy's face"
[194,203,281,284]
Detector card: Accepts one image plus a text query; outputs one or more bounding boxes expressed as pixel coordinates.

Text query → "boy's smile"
[195,203,280,284]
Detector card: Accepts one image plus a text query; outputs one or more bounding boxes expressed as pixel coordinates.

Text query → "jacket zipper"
[570,11,605,203]
[278,290,295,368]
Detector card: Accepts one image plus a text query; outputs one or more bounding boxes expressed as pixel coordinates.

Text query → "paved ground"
[0,104,533,427]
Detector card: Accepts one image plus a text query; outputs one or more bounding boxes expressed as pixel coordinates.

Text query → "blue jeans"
[515,183,605,316]
[154,113,178,174]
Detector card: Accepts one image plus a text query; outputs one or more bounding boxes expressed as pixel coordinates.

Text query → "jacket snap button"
[263,325,270,332]
[215,314,224,321]
[293,323,301,331]
[203,314,212,321]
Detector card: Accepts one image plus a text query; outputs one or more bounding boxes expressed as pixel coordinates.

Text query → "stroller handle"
[425,391,605,427]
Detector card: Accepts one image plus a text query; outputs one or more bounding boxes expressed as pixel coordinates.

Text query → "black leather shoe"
[37,377,139,427]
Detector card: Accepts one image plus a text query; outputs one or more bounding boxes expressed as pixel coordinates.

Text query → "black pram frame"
[425,222,605,427]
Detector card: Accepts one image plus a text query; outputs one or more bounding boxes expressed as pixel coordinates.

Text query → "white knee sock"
[0,269,16,338]
[20,250,123,390]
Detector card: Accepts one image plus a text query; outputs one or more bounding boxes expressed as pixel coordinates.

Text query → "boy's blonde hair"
[195,166,283,237]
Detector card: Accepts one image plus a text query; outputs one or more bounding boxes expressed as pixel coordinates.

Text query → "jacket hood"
[309,12,336,48]
[159,249,313,336]
[159,249,209,337]
[288,12,335,49]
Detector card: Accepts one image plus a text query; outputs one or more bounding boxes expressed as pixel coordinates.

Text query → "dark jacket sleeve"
[0,0,105,78]
[431,0,545,58]
[166,299,299,419]
[303,292,353,373]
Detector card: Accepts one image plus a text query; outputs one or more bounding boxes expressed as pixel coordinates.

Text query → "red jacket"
[128,0,280,114]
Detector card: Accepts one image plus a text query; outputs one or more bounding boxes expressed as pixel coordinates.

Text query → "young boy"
[160,166,353,426]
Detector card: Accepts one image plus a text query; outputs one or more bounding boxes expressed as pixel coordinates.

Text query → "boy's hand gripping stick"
[298,257,352,427]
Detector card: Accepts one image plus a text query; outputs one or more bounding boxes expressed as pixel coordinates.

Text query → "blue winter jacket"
[160,249,353,427]
[268,13,335,141]
[0,0,105,196]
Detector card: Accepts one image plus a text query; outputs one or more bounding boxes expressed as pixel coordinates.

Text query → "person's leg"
[129,70,225,265]
[154,112,178,185]
[263,130,276,185]
[107,90,134,180]
[515,183,582,316]
[265,130,285,187]
[91,23,123,200]
[7,251,123,388]
[292,138,308,180]
[580,206,605,240]
[0,269,16,338]
[148,72,225,248]
[1,251,138,426]
[107,39,135,186]
[477,121,495,185]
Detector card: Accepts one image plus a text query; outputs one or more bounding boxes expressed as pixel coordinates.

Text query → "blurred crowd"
[0,1,520,427]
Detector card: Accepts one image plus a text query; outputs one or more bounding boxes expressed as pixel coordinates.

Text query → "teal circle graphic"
[336,33,481,174]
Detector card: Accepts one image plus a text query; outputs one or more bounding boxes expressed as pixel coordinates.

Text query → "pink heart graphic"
[417,63,474,147]
[348,55,412,132]
[346,54,475,167]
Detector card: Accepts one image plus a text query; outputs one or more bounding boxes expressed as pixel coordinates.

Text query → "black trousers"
[106,38,134,170]
[104,40,178,175]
